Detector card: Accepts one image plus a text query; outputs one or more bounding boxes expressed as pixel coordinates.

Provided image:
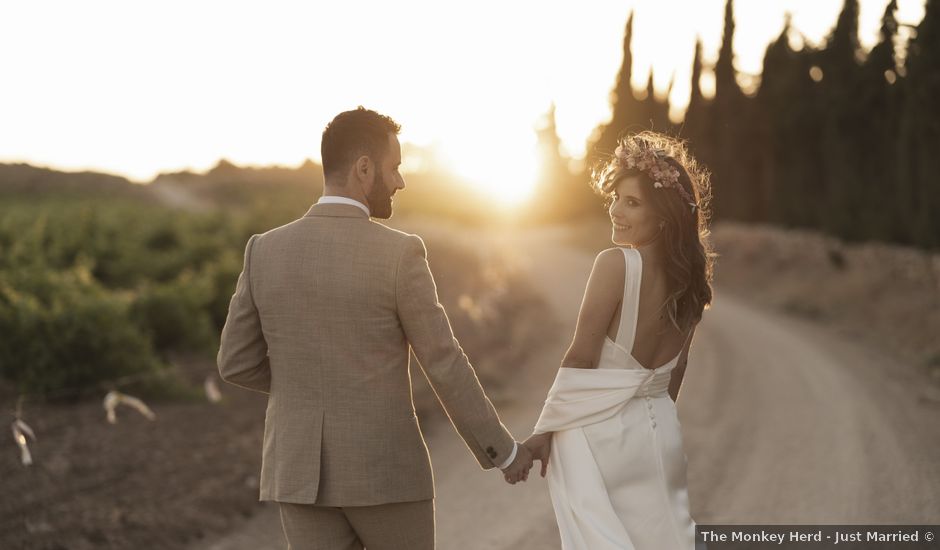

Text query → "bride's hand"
[523,433,552,477]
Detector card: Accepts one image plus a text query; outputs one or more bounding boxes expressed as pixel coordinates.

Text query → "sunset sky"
[0,0,925,204]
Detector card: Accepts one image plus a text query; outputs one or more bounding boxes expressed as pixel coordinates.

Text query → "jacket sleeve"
[395,234,515,469]
[217,234,271,394]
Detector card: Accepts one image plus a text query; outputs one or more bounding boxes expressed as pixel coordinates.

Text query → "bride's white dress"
[534,247,696,550]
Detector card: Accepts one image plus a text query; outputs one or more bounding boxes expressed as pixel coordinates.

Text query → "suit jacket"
[217,202,516,506]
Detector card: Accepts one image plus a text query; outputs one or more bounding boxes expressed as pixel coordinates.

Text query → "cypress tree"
[707,0,751,220]
[684,38,708,151]
[587,11,644,164]
[899,0,940,247]
[818,0,864,239]
[759,18,826,228]
[714,0,745,105]
[638,70,671,132]
[860,0,900,240]
[757,18,794,224]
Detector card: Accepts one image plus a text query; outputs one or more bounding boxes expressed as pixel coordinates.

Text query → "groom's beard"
[367,171,394,219]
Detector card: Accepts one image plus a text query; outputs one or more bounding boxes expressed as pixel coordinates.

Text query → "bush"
[130,270,218,355]
[0,267,166,396]
[0,192,304,400]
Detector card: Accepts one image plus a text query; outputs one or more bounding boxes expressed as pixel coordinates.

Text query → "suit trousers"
[278,499,435,550]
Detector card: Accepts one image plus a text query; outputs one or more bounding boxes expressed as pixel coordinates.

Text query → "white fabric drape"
[534,367,655,550]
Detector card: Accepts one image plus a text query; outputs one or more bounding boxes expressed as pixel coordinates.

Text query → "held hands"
[501,434,553,485]
[523,432,552,478]
[502,442,533,484]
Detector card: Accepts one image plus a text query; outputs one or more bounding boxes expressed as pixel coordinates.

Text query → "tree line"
[536,0,938,250]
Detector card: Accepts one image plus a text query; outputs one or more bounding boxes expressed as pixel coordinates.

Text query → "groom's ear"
[354,155,372,182]
[355,155,369,176]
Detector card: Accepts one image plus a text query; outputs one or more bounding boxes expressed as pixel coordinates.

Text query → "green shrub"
[0,267,166,396]
[0,193,303,399]
[130,270,217,355]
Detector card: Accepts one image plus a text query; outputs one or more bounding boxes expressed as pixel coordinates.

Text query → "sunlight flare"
[436,130,540,207]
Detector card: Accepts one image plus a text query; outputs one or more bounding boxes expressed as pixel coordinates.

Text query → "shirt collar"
[316,195,370,217]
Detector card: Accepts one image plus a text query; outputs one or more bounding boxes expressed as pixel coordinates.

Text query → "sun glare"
[435,132,540,208]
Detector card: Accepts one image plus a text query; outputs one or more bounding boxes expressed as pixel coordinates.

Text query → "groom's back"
[246,203,434,506]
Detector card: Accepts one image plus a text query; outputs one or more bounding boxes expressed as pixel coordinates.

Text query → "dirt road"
[197,224,940,550]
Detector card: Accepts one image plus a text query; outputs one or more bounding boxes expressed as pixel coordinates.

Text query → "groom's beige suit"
[217,201,516,548]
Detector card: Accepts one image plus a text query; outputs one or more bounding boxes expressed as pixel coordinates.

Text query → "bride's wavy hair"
[591,131,717,332]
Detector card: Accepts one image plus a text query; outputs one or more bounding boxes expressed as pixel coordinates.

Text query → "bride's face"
[609,175,661,247]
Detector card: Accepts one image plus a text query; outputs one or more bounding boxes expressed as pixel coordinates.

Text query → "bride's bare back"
[562,247,697,400]
[606,248,691,371]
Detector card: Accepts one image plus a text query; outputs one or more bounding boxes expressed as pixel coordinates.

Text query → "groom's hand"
[502,442,533,484]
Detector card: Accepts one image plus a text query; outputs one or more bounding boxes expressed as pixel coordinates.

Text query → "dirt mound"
[711,222,940,378]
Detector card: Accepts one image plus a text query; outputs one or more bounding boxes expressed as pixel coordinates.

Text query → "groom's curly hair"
[321,106,401,182]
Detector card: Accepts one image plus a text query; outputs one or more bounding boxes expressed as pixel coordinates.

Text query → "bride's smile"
[609,175,667,251]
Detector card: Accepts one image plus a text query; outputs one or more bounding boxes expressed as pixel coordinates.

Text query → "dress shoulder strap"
[614,247,642,349]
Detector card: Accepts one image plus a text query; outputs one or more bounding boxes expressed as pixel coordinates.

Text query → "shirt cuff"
[497,441,518,471]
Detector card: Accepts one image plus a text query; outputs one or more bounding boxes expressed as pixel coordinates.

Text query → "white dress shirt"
[316,193,519,470]
[317,195,370,216]
[498,442,519,470]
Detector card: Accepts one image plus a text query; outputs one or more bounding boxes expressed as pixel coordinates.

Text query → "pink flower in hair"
[614,141,697,213]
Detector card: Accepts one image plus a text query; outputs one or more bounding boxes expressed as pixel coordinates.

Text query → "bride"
[513,132,715,549]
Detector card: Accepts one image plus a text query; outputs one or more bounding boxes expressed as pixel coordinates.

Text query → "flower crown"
[614,143,698,214]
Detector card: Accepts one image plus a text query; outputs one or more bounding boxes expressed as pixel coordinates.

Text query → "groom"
[217,106,533,549]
